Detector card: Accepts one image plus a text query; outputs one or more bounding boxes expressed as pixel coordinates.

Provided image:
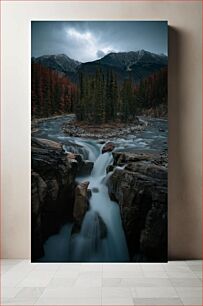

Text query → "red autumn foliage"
[31,63,77,118]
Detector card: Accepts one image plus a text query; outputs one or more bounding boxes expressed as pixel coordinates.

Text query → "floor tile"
[1,265,16,274]
[2,296,39,305]
[167,261,188,266]
[170,278,202,287]
[2,287,23,299]
[102,278,123,287]
[102,287,132,298]
[103,264,142,273]
[103,270,144,278]
[15,287,45,298]
[166,271,197,278]
[180,296,202,305]
[74,277,102,287]
[78,271,102,278]
[41,286,101,298]
[133,297,183,305]
[135,286,178,298]
[35,297,101,305]
[141,264,165,272]
[32,263,59,272]
[175,287,202,298]
[186,260,202,266]
[143,271,169,278]
[164,265,192,272]
[47,277,76,288]
[81,263,102,272]
[54,270,80,278]
[2,262,36,287]
[193,271,202,279]
[57,264,82,272]
[17,271,56,287]
[102,297,134,305]
[124,277,172,287]
[189,264,202,272]
[1,259,202,306]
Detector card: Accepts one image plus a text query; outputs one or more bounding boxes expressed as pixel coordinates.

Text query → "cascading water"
[71,146,129,262]
[41,139,129,262]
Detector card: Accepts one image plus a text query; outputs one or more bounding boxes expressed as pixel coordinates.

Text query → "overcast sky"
[31,21,168,63]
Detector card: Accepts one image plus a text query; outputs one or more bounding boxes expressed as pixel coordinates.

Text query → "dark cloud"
[32,21,168,62]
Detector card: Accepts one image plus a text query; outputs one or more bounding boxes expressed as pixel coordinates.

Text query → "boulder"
[66,152,77,160]
[78,160,94,176]
[112,151,162,166]
[102,142,115,154]
[73,181,90,229]
[107,150,167,262]
[106,165,115,173]
[65,152,93,176]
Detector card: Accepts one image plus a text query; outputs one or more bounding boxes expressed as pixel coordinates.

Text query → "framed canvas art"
[31,21,168,262]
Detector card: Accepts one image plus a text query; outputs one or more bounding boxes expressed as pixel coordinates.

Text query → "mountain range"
[32,50,167,83]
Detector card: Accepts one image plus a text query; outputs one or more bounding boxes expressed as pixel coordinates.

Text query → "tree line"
[31,63,77,118]
[75,67,167,123]
[31,62,167,121]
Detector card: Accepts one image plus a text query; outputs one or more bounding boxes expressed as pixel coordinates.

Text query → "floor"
[1,260,202,305]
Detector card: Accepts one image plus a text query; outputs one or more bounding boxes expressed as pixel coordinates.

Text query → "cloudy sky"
[31,21,168,63]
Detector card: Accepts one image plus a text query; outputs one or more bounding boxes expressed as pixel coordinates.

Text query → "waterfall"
[71,145,129,262]
[91,152,113,177]
[41,140,129,262]
[70,211,107,262]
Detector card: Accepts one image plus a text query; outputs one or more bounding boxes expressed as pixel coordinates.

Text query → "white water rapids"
[41,139,129,262]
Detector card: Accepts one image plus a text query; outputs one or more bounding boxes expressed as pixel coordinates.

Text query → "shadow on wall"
[168,26,202,259]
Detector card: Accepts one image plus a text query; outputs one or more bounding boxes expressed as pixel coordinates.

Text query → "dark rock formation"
[102,142,115,154]
[78,160,94,176]
[107,150,167,262]
[73,181,90,230]
[106,165,115,173]
[66,152,94,176]
[31,137,80,261]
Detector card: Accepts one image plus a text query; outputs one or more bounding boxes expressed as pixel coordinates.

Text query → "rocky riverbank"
[107,150,168,262]
[62,117,147,139]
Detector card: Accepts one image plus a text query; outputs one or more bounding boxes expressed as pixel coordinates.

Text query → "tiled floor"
[1,260,202,305]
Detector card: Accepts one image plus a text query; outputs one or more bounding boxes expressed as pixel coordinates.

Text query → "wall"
[1,0,202,259]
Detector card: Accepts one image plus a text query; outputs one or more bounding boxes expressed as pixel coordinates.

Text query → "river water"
[33,115,167,262]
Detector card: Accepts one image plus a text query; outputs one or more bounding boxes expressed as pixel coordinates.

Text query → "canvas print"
[31,21,168,262]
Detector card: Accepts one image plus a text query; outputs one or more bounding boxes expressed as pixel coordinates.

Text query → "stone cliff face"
[31,138,89,261]
[73,181,90,232]
[107,151,168,262]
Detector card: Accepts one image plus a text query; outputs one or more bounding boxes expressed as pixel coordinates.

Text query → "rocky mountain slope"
[32,54,81,81]
[79,50,167,83]
[32,50,167,84]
